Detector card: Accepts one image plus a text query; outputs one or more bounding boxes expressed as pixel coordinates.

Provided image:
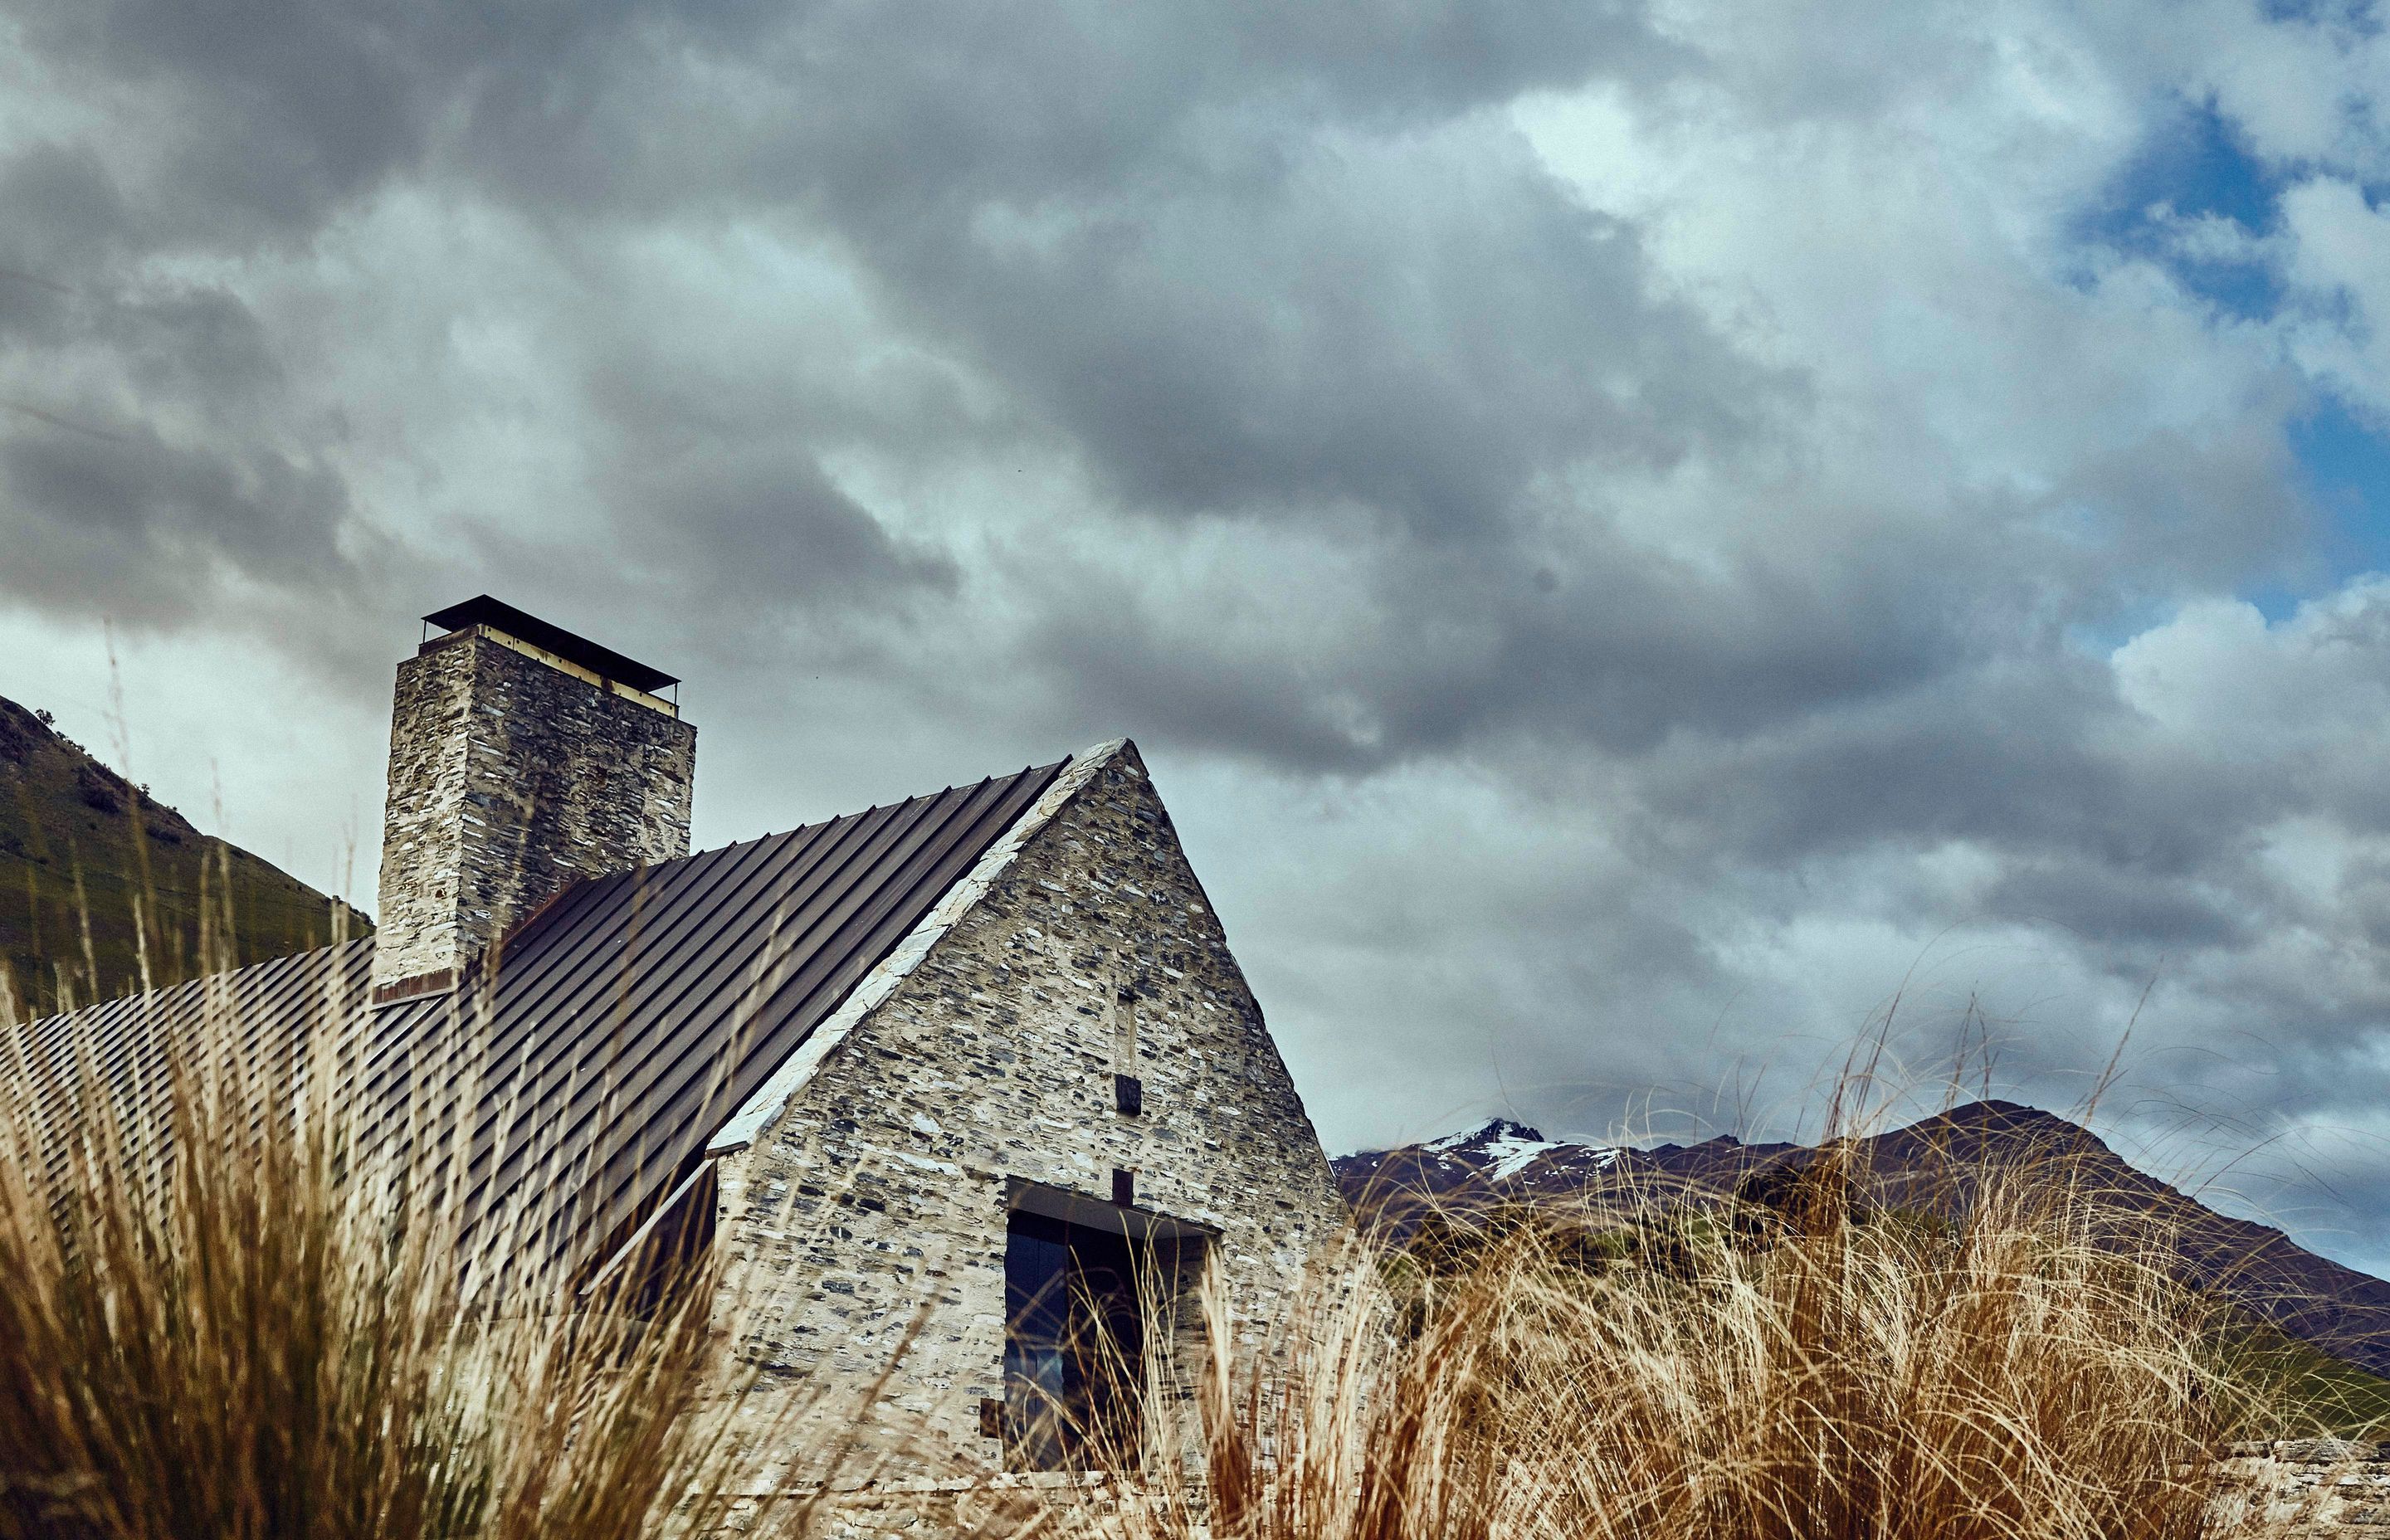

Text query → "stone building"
[12,597,1348,1490]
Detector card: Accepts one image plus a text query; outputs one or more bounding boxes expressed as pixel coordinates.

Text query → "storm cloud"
[9,0,2390,1267]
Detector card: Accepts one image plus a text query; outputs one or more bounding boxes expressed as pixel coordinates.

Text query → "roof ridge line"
[703,738,1127,1157]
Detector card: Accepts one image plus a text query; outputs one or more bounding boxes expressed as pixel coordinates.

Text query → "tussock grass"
[0,860,2333,1540]
[0,992,2307,1540]
[0,865,815,1540]
[1061,1130,2255,1540]
[0,1032,753,1540]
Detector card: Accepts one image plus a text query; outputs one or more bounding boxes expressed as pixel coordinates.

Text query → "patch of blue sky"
[2256,0,2380,28]
[2223,401,2390,621]
[2070,99,2286,322]
[2294,397,2390,576]
[2066,95,2390,619]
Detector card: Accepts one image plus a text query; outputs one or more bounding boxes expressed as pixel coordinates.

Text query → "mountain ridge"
[1335,1101,2390,1382]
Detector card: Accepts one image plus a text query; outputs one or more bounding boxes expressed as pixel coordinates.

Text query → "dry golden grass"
[0,991,2305,1540]
[0,1015,763,1540]
[1051,1131,2267,1540]
[0,862,2335,1540]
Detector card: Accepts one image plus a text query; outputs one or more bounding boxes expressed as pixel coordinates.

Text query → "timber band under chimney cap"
[422,595,680,694]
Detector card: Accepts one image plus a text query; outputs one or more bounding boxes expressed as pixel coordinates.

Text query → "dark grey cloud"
[9,0,1680,236]
[2,0,1722,665]
[2054,414,2316,594]
[869,133,1771,537]
[611,439,958,612]
[0,418,368,621]
[0,107,390,638]
[0,143,130,317]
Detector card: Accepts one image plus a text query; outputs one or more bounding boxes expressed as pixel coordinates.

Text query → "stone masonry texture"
[754,1440,2390,1538]
[373,629,695,987]
[2212,1440,2390,1533]
[709,742,1347,1495]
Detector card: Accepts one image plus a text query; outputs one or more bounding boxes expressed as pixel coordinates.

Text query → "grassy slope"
[0,694,370,1019]
[2219,1313,2390,1436]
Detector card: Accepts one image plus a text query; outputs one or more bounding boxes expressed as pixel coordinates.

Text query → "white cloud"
[10,0,2390,1272]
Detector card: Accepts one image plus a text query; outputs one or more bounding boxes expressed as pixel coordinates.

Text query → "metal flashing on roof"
[705,739,1124,1157]
[371,967,454,1006]
[422,596,679,694]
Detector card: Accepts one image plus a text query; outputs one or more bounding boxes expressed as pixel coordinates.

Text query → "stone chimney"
[371,597,696,998]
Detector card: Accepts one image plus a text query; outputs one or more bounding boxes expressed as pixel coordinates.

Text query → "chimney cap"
[422,595,680,693]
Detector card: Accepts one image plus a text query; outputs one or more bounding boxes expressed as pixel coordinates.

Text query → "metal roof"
[422,596,680,693]
[7,755,1070,1293]
[2,939,373,1200]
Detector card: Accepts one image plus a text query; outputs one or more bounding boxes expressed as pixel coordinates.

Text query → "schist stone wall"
[373,626,696,989]
[708,742,1347,1489]
[2211,1440,2390,1533]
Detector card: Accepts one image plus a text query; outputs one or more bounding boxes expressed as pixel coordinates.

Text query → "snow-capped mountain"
[1334,1101,2390,1385]
[1417,1118,1588,1180]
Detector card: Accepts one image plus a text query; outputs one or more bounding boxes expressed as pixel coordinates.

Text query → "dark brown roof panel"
[4,938,373,1188]
[10,754,1071,1295]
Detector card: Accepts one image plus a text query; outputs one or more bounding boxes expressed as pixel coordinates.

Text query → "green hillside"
[0,694,370,1021]
[2218,1313,2390,1437]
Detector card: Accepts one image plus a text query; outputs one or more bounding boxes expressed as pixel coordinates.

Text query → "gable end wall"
[710,743,1345,1483]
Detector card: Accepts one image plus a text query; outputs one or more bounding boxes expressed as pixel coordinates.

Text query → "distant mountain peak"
[1405,1118,1625,1182]
[1932,1097,2066,1124]
[1425,1116,1548,1149]
[1334,1098,2390,1386]
[1892,1099,2117,1157]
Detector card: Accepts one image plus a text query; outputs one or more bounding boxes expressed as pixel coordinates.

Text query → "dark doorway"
[1002,1209,1149,1470]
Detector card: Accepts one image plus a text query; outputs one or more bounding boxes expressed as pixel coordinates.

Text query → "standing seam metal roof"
[7,755,1071,1291]
[3,938,373,1194]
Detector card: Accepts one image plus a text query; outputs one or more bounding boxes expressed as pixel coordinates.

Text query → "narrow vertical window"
[1111,984,1143,1112]
[1111,986,1138,1068]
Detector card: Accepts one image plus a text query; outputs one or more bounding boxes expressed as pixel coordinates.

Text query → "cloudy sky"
[8,1,2390,1266]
